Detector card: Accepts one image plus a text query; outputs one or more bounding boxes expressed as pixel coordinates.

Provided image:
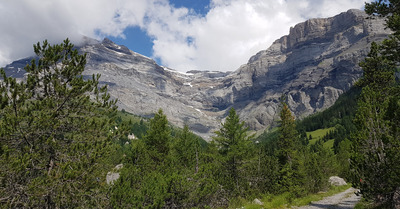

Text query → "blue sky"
[107,27,155,60]
[0,0,370,72]
[170,0,211,14]
[106,0,211,61]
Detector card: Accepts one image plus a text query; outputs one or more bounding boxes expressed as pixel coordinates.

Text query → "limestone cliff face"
[223,9,390,130]
[3,10,391,139]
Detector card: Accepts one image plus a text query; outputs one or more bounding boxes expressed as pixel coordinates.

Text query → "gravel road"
[294,187,361,209]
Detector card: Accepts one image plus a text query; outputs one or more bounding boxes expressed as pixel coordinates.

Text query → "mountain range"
[3,9,390,139]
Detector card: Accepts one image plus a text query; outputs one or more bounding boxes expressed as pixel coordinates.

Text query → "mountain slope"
[228,9,389,131]
[3,9,390,139]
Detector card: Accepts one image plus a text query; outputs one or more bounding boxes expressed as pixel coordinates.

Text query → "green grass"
[289,185,351,207]
[323,139,335,149]
[307,128,336,150]
[307,127,335,145]
[231,185,352,209]
[261,192,291,209]
[116,109,147,124]
[354,198,376,209]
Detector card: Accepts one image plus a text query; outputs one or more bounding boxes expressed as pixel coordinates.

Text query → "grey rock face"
[3,10,390,139]
[329,176,347,186]
[226,9,390,131]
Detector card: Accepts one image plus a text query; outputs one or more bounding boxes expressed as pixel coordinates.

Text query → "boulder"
[106,164,123,185]
[329,176,347,186]
[106,172,120,185]
[253,198,263,205]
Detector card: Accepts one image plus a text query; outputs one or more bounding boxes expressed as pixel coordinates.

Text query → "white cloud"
[0,0,149,66]
[0,0,371,71]
[144,0,371,71]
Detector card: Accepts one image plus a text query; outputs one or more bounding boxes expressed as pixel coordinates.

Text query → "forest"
[1,0,400,208]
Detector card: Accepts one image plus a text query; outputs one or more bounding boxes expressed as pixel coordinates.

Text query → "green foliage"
[114,110,148,139]
[213,107,253,195]
[357,43,395,90]
[0,32,368,208]
[293,87,360,154]
[309,139,335,192]
[350,1,400,207]
[231,184,351,209]
[144,109,171,162]
[257,128,279,156]
[296,86,360,132]
[272,100,338,197]
[274,101,308,196]
[110,165,169,208]
[351,85,400,205]
[307,127,335,145]
[0,34,374,207]
[276,102,299,165]
[171,124,201,173]
[0,39,121,208]
[336,139,352,180]
[110,109,229,208]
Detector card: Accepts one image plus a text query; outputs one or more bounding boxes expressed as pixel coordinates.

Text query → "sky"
[0,0,371,72]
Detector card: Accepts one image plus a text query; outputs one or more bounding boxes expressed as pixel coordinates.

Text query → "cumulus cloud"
[0,0,149,66]
[0,0,371,71]
[145,0,371,71]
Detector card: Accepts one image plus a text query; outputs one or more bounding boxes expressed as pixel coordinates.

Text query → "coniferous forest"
[1,1,400,208]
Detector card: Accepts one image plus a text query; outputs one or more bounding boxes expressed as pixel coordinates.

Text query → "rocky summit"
[3,9,390,139]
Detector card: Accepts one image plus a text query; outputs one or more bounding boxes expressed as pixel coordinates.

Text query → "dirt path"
[294,187,361,209]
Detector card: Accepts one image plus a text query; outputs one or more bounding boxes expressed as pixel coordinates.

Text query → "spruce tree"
[172,124,200,173]
[144,109,171,163]
[336,139,352,180]
[277,101,299,165]
[276,101,306,196]
[213,107,252,194]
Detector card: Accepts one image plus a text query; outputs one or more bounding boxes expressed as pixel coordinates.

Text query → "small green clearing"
[307,127,335,145]
[323,139,335,149]
[116,109,147,124]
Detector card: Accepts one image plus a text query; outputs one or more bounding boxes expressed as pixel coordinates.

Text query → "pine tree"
[0,39,120,208]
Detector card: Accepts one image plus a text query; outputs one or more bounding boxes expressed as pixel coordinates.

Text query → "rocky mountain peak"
[226,9,390,131]
[249,9,386,64]
[2,10,392,139]
[283,9,367,52]
[101,38,133,55]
